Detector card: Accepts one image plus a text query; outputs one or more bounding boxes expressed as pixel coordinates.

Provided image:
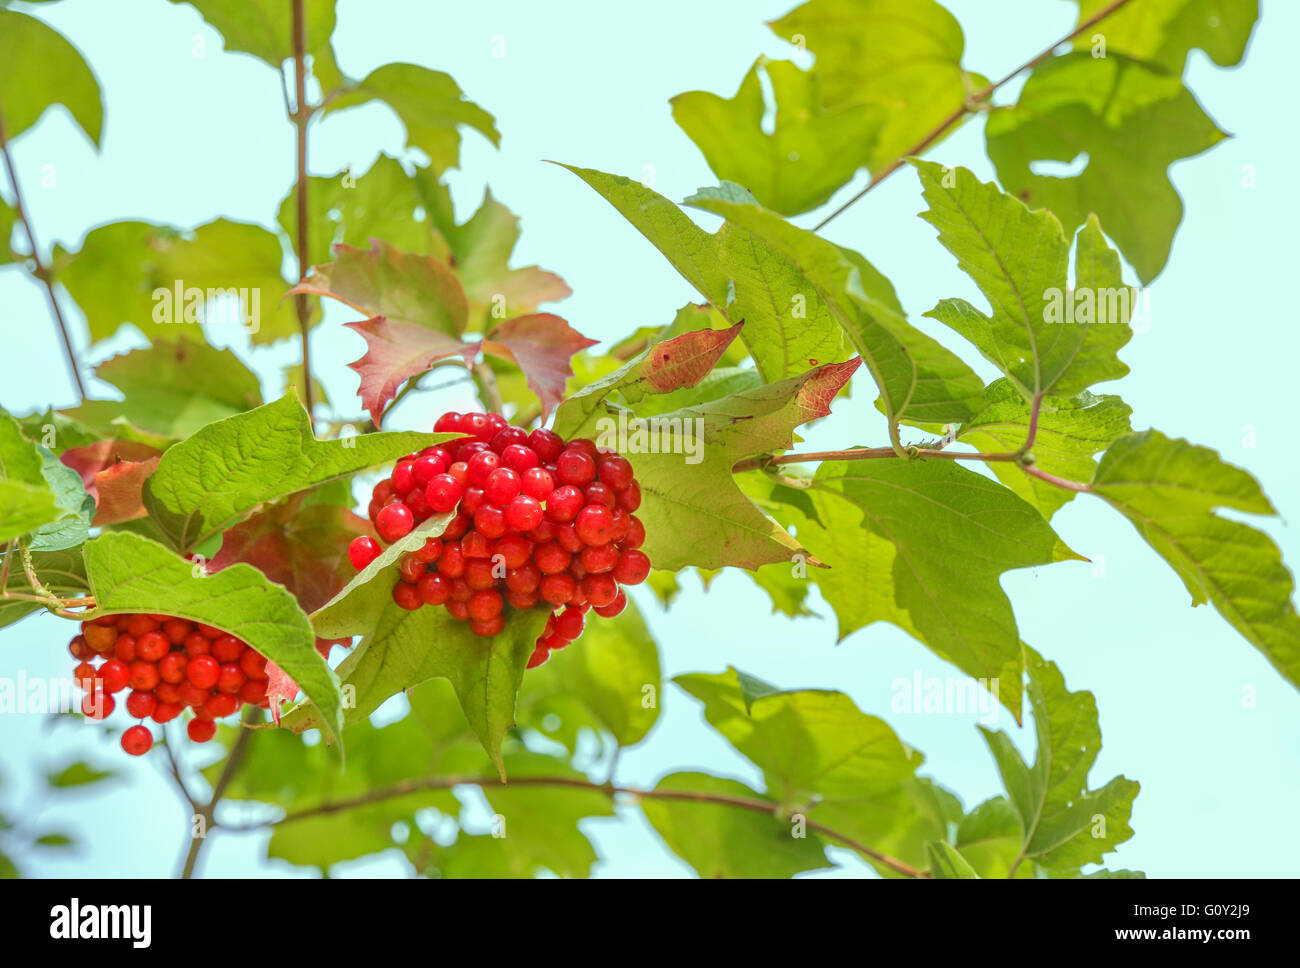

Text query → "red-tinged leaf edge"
[482,313,598,420]
[345,316,478,425]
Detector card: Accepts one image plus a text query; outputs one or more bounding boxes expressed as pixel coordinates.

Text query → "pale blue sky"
[1,0,1297,877]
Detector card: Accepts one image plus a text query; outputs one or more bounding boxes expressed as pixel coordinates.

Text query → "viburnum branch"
[218,773,929,878]
[1018,392,1045,456]
[813,0,1136,231]
[291,0,316,423]
[0,103,87,401]
[473,361,505,415]
[179,709,257,879]
[1021,464,1092,492]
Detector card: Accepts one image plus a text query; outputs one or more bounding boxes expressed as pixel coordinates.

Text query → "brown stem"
[219,773,928,878]
[291,0,316,423]
[813,0,1136,230]
[0,105,87,401]
[179,714,256,879]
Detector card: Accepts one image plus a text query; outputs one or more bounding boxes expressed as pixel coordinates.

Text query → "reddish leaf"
[91,457,161,526]
[345,316,477,425]
[481,313,598,420]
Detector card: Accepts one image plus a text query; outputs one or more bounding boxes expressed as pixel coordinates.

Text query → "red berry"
[128,660,160,692]
[392,461,416,494]
[624,515,646,550]
[83,624,119,652]
[412,454,447,486]
[506,495,543,531]
[539,572,577,605]
[533,542,571,575]
[240,679,269,705]
[555,607,585,640]
[73,661,96,685]
[393,581,423,610]
[114,634,138,662]
[183,633,210,659]
[126,689,157,719]
[569,438,600,460]
[187,719,217,743]
[484,467,521,504]
[437,544,466,578]
[445,599,470,621]
[413,538,444,564]
[136,631,170,662]
[581,573,619,608]
[186,654,220,690]
[526,645,551,669]
[545,485,584,522]
[217,663,246,694]
[124,614,159,637]
[574,504,615,545]
[494,533,533,569]
[554,523,584,554]
[240,649,268,680]
[405,486,434,519]
[159,652,188,684]
[500,444,539,472]
[556,449,596,486]
[474,503,509,539]
[376,503,415,542]
[179,682,209,707]
[468,589,504,623]
[593,589,628,618]
[528,520,558,543]
[434,411,462,432]
[613,549,652,585]
[98,659,130,693]
[418,572,451,606]
[581,544,618,574]
[450,578,474,602]
[598,455,635,491]
[121,725,153,756]
[467,450,501,486]
[505,588,540,610]
[461,530,492,558]
[399,552,426,584]
[373,479,397,505]
[447,461,470,486]
[527,429,564,462]
[585,482,617,510]
[491,427,530,451]
[68,635,93,660]
[211,635,243,663]
[205,692,239,719]
[520,467,555,500]
[617,480,642,512]
[469,615,506,637]
[464,413,493,440]
[505,563,541,593]
[155,681,182,704]
[152,701,183,724]
[464,558,497,591]
[348,535,382,570]
[163,619,192,644]
[460,486,485,513]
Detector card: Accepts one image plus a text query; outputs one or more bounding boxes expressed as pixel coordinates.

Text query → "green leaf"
[687,184,985,428]
[979,647,1139,873]
[519,598,661,748]
[1071,0,1258,70]
[958,379,1132,517]
[915,160,1133,398]
[0,411,63,543]
[56,219,301,345]
[27,447,93,552]
[63,339,263,441]
[622,359,860,571]
[954,797,1030,878]
[767,0,979,171]
[142,393,457,552]
[46,762,114,788]
[83,531,343,745]
[641,772,831,877]
[0,10,102,146]
[674,668,934,873]
[985,54,1227,284]
[671,57,882,215]
[794,459,1081,717]
[34,832,75,848]
[926,840,980,878]
[322,63,499,173]
[1091,430,1300,689]
[169,0,339,79]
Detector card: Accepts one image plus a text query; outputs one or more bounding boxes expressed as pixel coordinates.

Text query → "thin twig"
[813,0,1136,230]
[0,103,86,400]
[473,361,504,415]
[179,715,256,879]
[218,773,929,878]
[732,445,1021,474]
[291,0,316,423]
[1022,464,1091,492]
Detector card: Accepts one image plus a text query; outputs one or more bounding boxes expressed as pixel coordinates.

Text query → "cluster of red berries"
[348,411,651,668]
[69,613,271,756]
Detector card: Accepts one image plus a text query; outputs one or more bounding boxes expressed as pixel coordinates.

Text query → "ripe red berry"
[554,523,584,554]
[125,614,159,637]
[186,654,220,690]
[187,719,217,743]
[526,645,550,669]
[126,689,157,719]
[617,480,642,512]
[240,649,268,680]
[128,660,160,691]
[68,635,93,660]
[598,455,635,490]
[413,537,443,563]
[348,535,382,570]
[183,633,210,658]
[584,482,617,510]
[506,494,543,531]
[545,485,584,522]
[468,589,504,623]
[581,573,619,608]
[533,542,571,575]
[217,663,246,694]
[392,460,416,494]
[574,504,615,545]
[136,631,170,662]
[445,599,470,621]
[121,725,153,756]
[211,635,243,663]
[500,444,539,473]
[539,572,577,606]
[464,558,497,591]
[399,552,426,584]
[450,577,474,602]
[555,607,585,640]
[83,624,119,652]
[447,461,470,486]
[473,503,509,539]
[163,619,191,644]
[81,691,114,719]
[484,467,521,504]
[461,530,491,558]
[152,701,183,724]
[624,515,646,550]
[205,692,240,719]
[593,589,628,618]
[73,660,96,684]
[505,563,541,593]
[527,429,564,462]
[520,467,555,500]
[98,659,130,693]
[493,533,533,569]
[418,572,451,606]
[158,652,188,684]
[437,544,466,578]
[469,615,506,637]
[505,588,540,610]
[581,544,618,574]
[240,679,269,705]
[376,502,415,542]
[613,549,652,585]
[467,450,501,487]
[393,581,423,610]
[460,486,485,513]
[412,454,447,486]
[556,449,596,486]
[155,681,182,704]
[434,411,462,432]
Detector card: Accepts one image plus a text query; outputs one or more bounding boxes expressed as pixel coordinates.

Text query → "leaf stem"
[813,0,1136,231]
[291,0,316,424]
[218,773,929,878]
[0,103,87,401]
